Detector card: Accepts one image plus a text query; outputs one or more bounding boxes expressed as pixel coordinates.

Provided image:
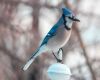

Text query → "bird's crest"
[62,8,74,16]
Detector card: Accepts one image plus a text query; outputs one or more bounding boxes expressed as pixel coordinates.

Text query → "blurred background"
[0,0,100,80]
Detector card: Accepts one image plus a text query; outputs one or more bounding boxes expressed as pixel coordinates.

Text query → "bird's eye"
[68,15,75,20]
[68,16,72,19]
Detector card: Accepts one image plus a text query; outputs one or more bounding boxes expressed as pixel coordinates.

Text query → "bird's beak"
[68,16,80,22]
[73,17,80,22]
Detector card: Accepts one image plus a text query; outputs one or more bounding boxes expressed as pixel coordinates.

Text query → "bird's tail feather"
[23,48,40,71]
[23,45,48,71]
[23,58,34,71]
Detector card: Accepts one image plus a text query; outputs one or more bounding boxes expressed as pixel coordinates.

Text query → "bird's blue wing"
[40,25,58,46]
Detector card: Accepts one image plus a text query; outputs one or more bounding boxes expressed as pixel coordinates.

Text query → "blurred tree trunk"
[0,0,41,80]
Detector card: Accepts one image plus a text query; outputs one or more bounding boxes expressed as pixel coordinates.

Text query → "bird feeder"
[47,63,72,80]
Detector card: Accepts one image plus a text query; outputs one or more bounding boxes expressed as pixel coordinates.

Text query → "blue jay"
[23,8,80,71]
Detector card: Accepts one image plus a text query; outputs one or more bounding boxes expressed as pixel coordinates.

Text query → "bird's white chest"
[47,26,72,51]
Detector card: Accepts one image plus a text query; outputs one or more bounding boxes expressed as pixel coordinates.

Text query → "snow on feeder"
[47,63,72,80]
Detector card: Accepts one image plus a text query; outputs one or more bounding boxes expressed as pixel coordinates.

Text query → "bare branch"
[74,25,96,80]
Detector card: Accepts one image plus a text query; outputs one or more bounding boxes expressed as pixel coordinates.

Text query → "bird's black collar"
[62,14,71,30]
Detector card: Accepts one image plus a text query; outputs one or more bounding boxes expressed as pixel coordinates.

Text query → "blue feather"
[62,8,74,16]
[41,17,64,46]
